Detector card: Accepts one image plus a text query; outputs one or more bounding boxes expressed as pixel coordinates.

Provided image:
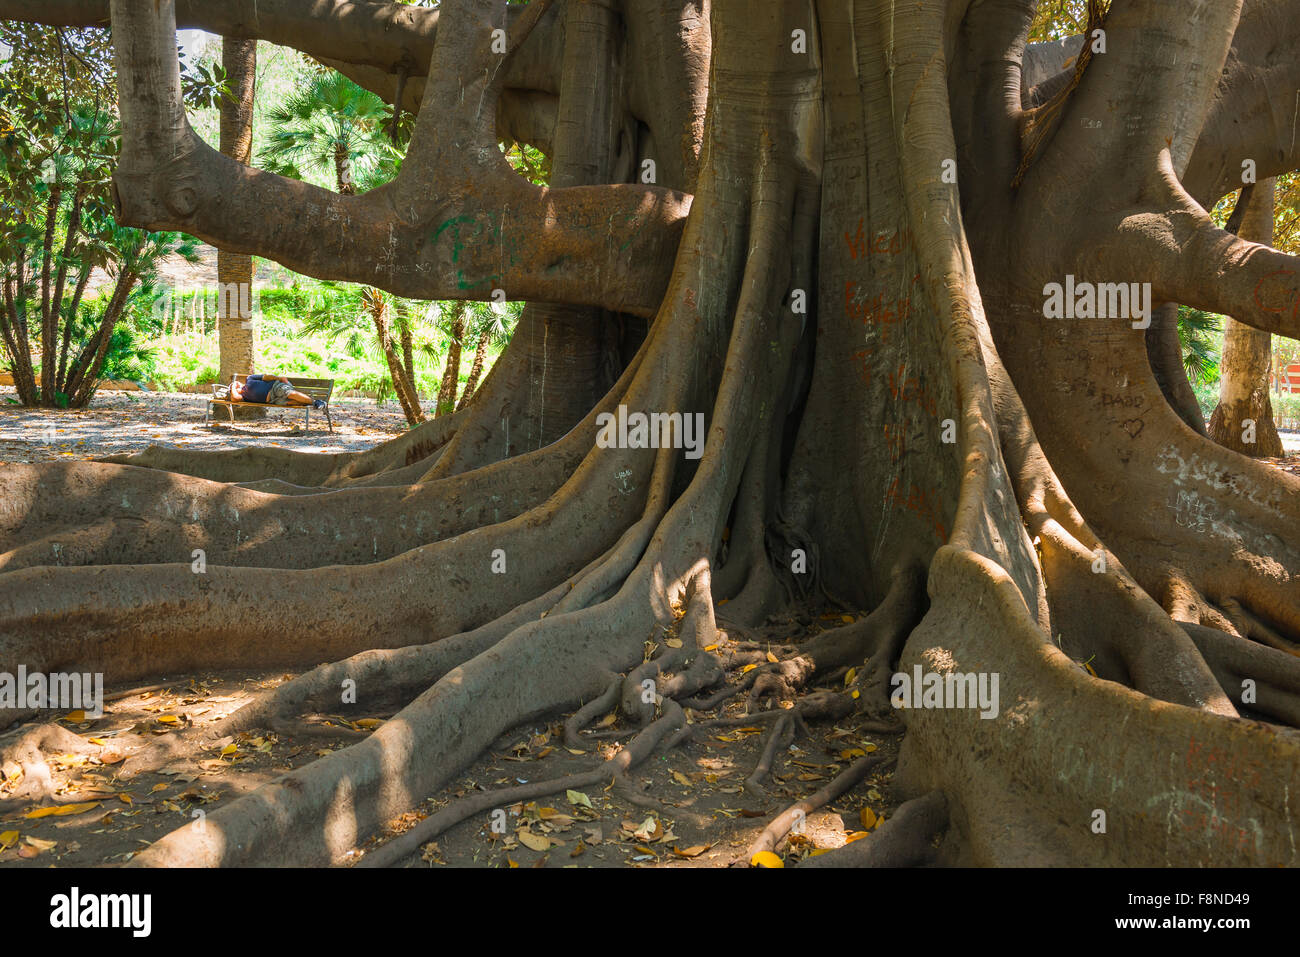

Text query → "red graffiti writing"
[844,219,913,259]
[883,423,907,463]
[845,282,914,332]
[887,364,939,417]
[1178,734,1263,853]
[1252,267,1299,320]
[884,476,949,541]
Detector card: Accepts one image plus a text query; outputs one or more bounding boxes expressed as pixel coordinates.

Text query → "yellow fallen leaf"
[507,858,519,868]
[845,830,870,843]
[672,771,692,786]
[155,714,180,725]
[87,738,106,746]
[863,743,877,753]
[0,830,19,851]
[741,664,758,674]
[808,847,833,856]
[766,651,779,663]
[844,667,857,686]
[860,807,878,830]
[841,615,854,624]
[354,718,383,729]
[24,803,97,819]
[850,689,860,699]
[672,844,711,858]
[840,748,866,760]
[703,644,719,652]
[220,744,238,757]
[62,710,85,723]
[118,793,134,805]
[150,783,169,793]
[566,748,585,755]
[665,638,683,648]
[570,842,586,858]
[517,828,550,851]
[750,850,784,868]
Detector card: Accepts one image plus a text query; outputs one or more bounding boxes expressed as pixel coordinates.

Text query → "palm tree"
[298,282,440,423]
[1,102,199,407]
[1178,306,1222,386]
[456,303,514,412]
[258,70,431,422]
[259,71,398,194]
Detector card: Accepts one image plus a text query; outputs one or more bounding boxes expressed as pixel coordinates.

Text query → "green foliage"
[1178,307,1222,386]
[258,71,400,191]
[1028,0,1091,43]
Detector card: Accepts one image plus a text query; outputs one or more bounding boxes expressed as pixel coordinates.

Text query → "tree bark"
[216,35,262,420]
[367,288,424,426]
[456,327,491,411]
[1209,178,1284,457]
[4,0,1300,871]
[435,302,466,417]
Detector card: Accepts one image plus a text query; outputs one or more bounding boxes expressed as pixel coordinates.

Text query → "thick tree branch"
[1098,161,1300,339]
[1184,0,1300,203]
[108,0,688,316]
[1030,0,1242,183]
[0,0,562,85]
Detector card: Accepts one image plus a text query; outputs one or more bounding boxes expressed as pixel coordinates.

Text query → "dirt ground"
[1,391,1297,868]
[0,385,411,463]
[0,625,903,869]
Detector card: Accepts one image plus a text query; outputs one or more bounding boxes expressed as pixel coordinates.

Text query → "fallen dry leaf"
[672,844,712,858]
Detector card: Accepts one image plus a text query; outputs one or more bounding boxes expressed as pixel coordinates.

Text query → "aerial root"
[746,747,891,863]
[0,722,96,805]
[797,790,948,868]
[732,561,925,717]
[564,677,623,747]
[357,699,688,868]
[119,576,583,778]
[744,711,797,800]
[740,690,857,801]
[1181,622,1300,727]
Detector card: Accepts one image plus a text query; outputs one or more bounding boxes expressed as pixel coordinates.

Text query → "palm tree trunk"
[366,289,424,426]
[38,184,62,406]
[455,327,492,411]
[400,312,416,384]
[1,274,39,405]
[436,305,467,417]
[66,268,136,408]
[56,267,93,394]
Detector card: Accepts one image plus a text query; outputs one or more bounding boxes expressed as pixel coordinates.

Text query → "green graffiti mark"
[432,212,521,288]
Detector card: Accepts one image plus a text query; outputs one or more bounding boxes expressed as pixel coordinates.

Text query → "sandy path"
[0,386,410,464]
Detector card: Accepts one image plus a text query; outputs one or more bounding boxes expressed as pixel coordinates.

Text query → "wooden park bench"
[206,374,335,433]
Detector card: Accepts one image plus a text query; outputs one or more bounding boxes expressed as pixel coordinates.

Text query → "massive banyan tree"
[1,0,1299,866]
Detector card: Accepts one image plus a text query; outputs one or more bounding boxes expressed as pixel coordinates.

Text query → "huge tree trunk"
[2,0,1300,870]
[1209,178,1284,457]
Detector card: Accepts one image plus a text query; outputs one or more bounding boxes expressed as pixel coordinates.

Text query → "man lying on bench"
[231,373,326,410]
